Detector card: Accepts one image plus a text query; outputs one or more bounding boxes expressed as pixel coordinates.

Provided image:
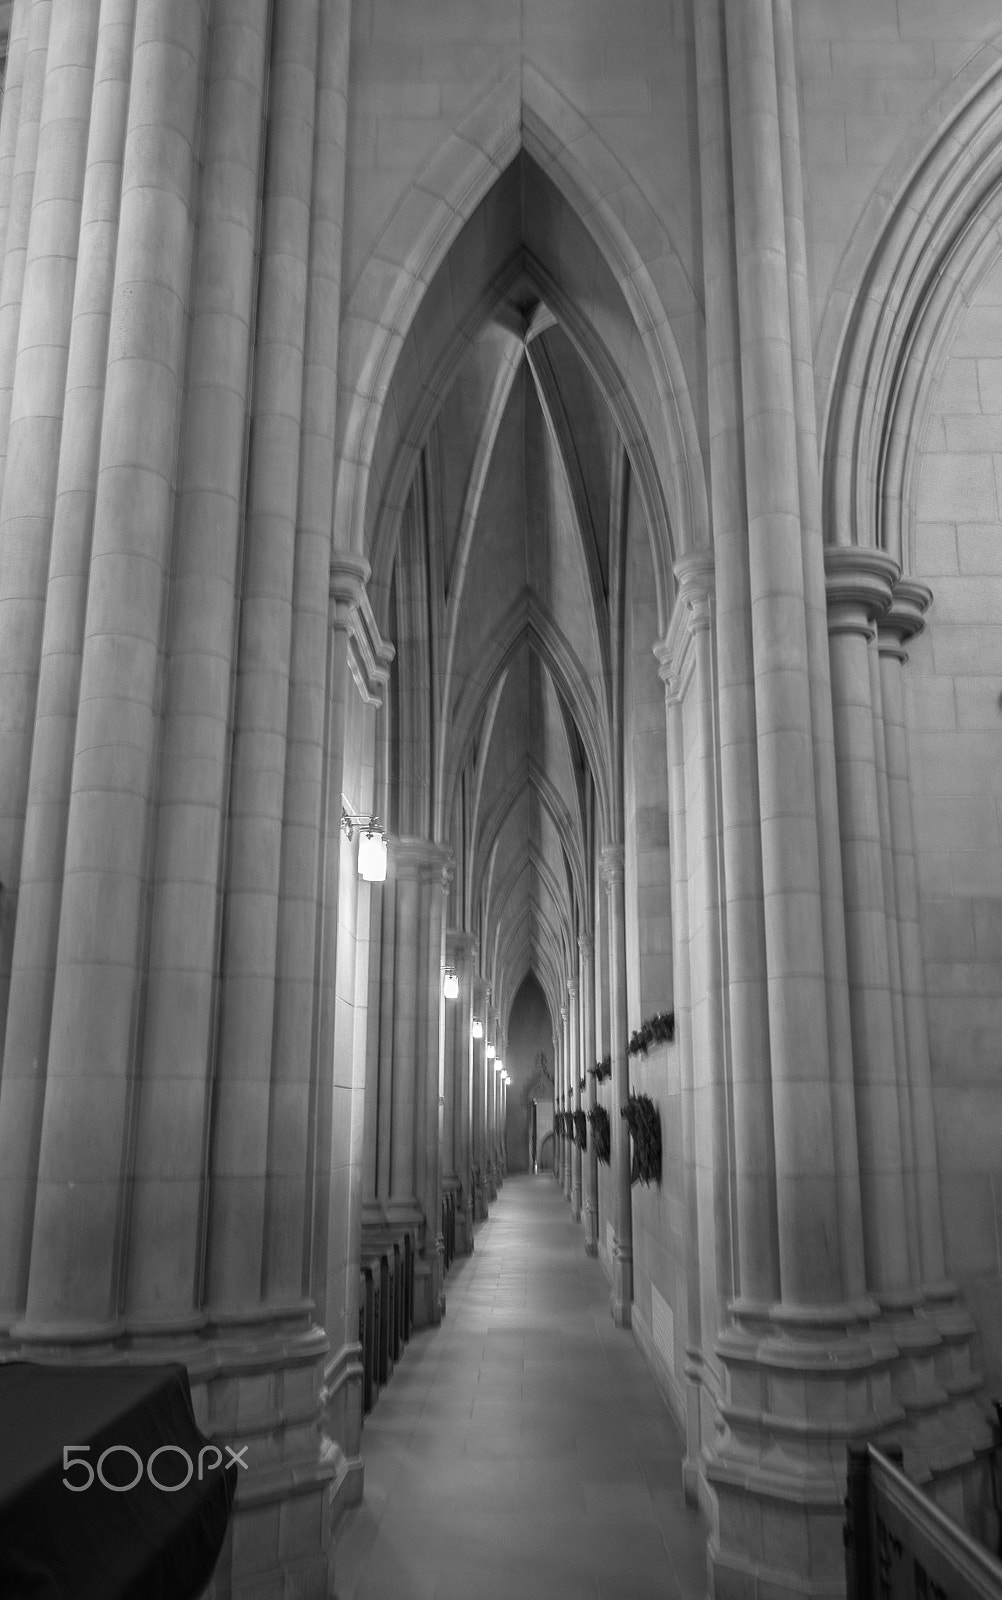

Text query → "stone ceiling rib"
[440,586,612,844]
[524,336,613,698]
[472,753,585,925]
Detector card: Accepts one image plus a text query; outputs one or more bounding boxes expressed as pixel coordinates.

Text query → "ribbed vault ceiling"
[383,158,644,1034]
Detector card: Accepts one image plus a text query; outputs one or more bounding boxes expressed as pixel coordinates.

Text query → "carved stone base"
[611,1243,633,1328]
[702,1295,994,1599]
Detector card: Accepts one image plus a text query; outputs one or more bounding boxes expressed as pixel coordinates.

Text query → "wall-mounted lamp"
[486,1042,496,1060]
[472,1017,483,1040]
[340,807,387,882]
[495,1058,504,1075]
[443,967,459,1001]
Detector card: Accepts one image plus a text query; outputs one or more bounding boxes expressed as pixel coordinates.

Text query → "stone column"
[0,2,32,269]
[374,878,397,1210]
[495,1033,506,1183]
[0,0,130,1318]
[657,553,733,1503]
[0,0,99,1062]
[387,853,421,1219]
[580,933,598,1255]
[568,977,581,1222]
[360,878,385,1225]
[444,929,475,1253]
[602,845,633,1326]
[694,2,903,1593]
[442,933,460,1196]
[205,0,322,1317]
[385,838,450,1327]
[471,976,488,1220]
[557,998,566,1203]
[0,0,52,515]
[661,642,702,1504]
[724,0,845,1308]
[695,0,779,1313]
[486,1004,498,1200]
[878,582,948,1294]
[550,1030,557,1184]
[825,548,912,1298]
[265,0,355,1314]
[125,0,272,1330]
[459,941,476,1247]
[418,851,449,1322]
[20,0,210,1337]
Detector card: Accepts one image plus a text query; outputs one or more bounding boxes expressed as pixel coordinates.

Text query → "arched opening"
[346,98,702,1373]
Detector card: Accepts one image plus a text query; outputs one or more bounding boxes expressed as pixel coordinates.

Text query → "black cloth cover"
[0,1362,236,1600]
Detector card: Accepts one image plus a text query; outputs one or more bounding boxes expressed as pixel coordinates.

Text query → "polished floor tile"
[333,1174,709,1599]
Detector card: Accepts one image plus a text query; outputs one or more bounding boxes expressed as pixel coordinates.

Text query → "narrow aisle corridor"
[334,1176,709,1600]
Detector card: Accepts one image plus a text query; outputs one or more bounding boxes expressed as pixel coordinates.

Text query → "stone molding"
[879,576,934,661]
[824,545,898,637]
[445,928,478,963]
[330,552,395,705]
[821,54,1002,569]
[655,549,715,702]
[599,842,625,884]
[389,835,454,887]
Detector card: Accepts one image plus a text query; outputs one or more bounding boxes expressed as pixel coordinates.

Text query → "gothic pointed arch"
[820,39,1002,568]
[335,61,709,603]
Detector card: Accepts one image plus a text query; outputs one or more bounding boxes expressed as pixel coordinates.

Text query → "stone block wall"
[911,257,1002,1386]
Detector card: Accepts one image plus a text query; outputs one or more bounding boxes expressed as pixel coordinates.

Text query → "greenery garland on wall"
[588,1105,611,1165]
[628,1010,675,1057]
[589,1056,612,1083]
[621,1093,662,1186]
[573,1109,588,1150]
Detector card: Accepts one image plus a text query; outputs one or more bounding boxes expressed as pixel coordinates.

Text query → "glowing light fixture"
[443,967,459,1001]
[341,806,387,882]
[472,1017,483,1040]
[486,1042,496,1060]
[495,1058,504,1075]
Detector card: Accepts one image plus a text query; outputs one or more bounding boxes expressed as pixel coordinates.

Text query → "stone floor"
[333,1173,710,1599]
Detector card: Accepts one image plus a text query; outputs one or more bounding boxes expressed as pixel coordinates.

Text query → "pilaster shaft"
[580,933,598,1256]
[602,845,633,1326]
[568,976,581,1223]
[22,0,210,1336]
[825,547,911,1297]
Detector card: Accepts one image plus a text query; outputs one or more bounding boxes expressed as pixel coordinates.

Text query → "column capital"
[824,546,898,639]
[330,552,394,704]
[391,836,454,887]
[566,978,579,999]
[446,928,478,963]
[655,550,715,688]
[600,843,625,885]
[578,931,594,960]
[878,576,933,661]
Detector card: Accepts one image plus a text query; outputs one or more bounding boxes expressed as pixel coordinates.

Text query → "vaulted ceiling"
[379,158,649,1038]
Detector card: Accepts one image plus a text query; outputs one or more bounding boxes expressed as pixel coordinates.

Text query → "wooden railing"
[845,1444,1002,1600]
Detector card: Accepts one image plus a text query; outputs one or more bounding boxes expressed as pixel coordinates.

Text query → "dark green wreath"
[573,1109,588,1150]
[627,1010,675,1057]
[621,1092,662,1185]
[588,1055,612,1083]
[588,1104,611,1165]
